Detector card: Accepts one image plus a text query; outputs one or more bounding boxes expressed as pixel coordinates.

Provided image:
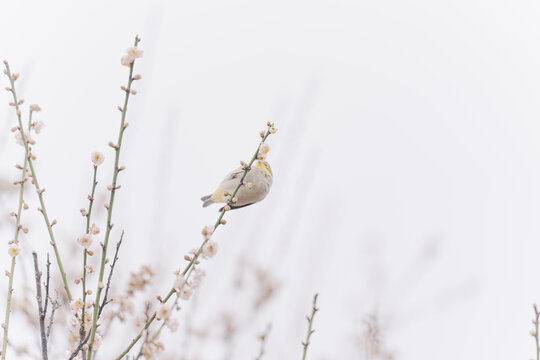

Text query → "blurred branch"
[255,324,271,360]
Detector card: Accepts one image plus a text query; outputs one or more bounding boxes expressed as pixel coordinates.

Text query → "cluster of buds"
[267,121,277,134]
[67,305,100,352]
[109,294,135,322]
[171,265,207,304]
[126,265,154,295]
[141,340,164,359]
[260,122,278,137]
[17,224,29,234]
[29,104,41,112]
[120,85,137,95]
[11,103,46,147]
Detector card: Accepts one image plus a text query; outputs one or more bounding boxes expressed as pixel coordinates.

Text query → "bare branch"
[301,293,319,360]
[45,293,60,342]
[32,252,48,360]
[68,330,92,360]
[43,254,51,320]
[98,231,124,317]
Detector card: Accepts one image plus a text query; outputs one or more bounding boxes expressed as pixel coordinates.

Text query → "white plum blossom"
[193,268,206,281]
[179,285,193,300]
[76,234,92,249]
[191,268,206,289]
[91,152,104,166]
[202,241,218,259]
[259,143,270,155]
[126,47,144,59]
[121,56,131,67]
[92,333,102,349]
[156,304,170,321]
[173,273,186,291]
[166,318,179,332]
[15,131,34,147]
[258,143,270,159]
[33,121,45,134]
[121,47,144,67]
[7,244,20,257]
[90,223,100,235]
[70,298,83,312]
[201,225,213,239]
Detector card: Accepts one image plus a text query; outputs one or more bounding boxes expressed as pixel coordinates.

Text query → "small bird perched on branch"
[201,160,273,209]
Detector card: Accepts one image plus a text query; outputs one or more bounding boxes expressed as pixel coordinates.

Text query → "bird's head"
[255,160,273,176]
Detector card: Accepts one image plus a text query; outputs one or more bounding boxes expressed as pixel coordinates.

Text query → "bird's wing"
[218,167,244,193]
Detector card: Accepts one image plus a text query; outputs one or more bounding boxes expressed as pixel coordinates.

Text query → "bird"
[201,160,273,209]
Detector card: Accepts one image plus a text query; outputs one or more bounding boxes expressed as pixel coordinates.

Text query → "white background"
[1,0,540,359]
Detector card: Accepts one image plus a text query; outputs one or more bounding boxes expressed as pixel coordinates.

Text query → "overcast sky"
[1,0,540,359]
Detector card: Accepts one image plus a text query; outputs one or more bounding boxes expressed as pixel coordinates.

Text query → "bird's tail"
[201,194,214,207]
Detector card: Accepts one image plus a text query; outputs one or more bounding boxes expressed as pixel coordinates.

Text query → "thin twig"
[533,304,540,360]
[87,35,141,358]
[301,293,319,360]
[255,323,272,360]
[32,252,48,360]
[1,84,33,360]
[81,164,99,344]
[44,254,60,343]
[43,254,50,321]
[114,123,277,359]
[2,61,72,303]
[98,232,124,317]
[45,295,59,342]
[90,230,123,360]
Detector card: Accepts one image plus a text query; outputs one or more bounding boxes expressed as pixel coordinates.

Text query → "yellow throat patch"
[255,161,273,176]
